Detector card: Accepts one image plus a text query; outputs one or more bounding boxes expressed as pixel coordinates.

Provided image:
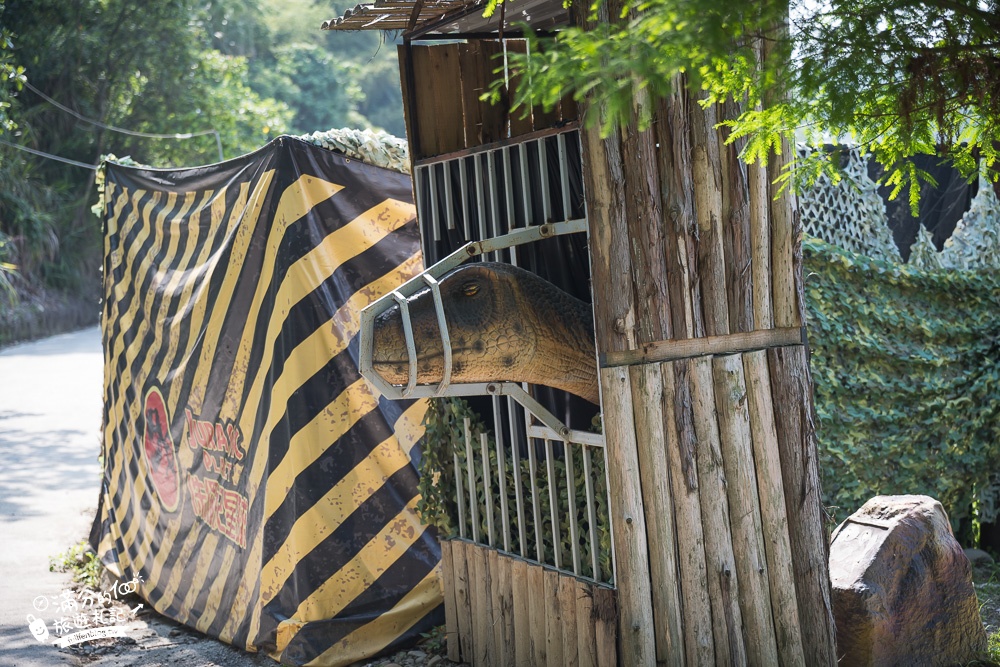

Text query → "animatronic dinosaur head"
[371,262,599,404]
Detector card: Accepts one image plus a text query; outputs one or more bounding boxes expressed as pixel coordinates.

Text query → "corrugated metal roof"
[322,0,478,33]
[322,0,567,35]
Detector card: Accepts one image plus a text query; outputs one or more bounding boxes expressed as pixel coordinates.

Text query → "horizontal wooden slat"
[600,326,805,368]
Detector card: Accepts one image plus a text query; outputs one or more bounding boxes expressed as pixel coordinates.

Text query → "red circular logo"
[142,386,180,512]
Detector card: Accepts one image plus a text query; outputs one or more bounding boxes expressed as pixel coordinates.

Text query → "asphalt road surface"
[0,327,104,665]
[0,327,281,667]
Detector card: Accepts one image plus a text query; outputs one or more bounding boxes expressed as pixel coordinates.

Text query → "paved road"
[0,327,103,666]
[0,329,275,667]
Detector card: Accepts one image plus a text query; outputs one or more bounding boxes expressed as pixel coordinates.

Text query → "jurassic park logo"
[141,387,181,513]
[139,387,249,549]
[183,408,249,549]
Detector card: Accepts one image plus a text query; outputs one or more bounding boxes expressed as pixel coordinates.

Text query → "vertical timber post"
[576,6,838,666]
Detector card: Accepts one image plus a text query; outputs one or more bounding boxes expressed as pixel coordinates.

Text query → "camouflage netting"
[798,146,1000,530]
[798,144,1000,271]
[297,128,409,174]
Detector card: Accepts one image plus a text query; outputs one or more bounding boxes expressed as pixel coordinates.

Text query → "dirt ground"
[56,556,1000,667]
[54,572,458,667]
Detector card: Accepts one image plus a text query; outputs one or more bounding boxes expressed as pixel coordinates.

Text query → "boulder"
[829,495,987,666]
[964,547,995,568]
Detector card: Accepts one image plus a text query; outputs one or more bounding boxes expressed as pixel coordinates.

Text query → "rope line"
[23,80,217,140]
[0,138,98,170]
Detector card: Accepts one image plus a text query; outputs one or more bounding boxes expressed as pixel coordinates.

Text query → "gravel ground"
[54,570,465,667]
[50,546,1000,666]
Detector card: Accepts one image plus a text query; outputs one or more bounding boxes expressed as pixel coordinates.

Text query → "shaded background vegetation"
[0,0,405,311]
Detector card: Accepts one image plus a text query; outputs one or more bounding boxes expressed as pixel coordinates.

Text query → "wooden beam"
[601,326,804,367]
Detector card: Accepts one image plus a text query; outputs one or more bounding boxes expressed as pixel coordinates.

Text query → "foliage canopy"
[501,0,1000,206]
[0,0,405,296]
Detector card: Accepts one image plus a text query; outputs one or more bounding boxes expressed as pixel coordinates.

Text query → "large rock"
[829,495,987,666]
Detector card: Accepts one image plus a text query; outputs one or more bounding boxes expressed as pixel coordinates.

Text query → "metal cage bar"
[509,403,528,557]
[544,437,561,570]
[583,445,600,581]
[464,417,480,544]
[526,428,543,563]
[480,431,495,547]
[495,417,511,553]
[362,129,615,584]
[565,442,581,576]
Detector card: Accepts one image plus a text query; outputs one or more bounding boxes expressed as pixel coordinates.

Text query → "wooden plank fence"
[441,540,617,666]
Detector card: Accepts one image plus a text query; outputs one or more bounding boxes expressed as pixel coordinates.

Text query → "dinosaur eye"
[462,281,480,297]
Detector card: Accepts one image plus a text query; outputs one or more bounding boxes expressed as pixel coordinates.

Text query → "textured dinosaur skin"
[371,262,599,404]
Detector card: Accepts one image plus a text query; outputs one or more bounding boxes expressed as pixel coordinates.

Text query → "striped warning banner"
[92,136,443,665]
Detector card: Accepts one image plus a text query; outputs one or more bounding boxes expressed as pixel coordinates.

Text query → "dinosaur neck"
[527,302,600,405]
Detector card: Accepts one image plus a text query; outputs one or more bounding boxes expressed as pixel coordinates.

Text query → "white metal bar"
[443,161,456,231]
[358,217,587,402]
[603,446,617,584]
[473,218,587,257]
[519,144,532,226]
[364,218,586,312]
[565,443,581,576]
[487,151,501,262]
[503,146,515,231]
[544,438,561,570]
[527,424,606,448]
[480,432,495,547]
[464,418,480,544]
[509,401,527,557]
[428,164,441,242]
[475,154,487,244]
[557,132,571,222]
[538,138,552,223]
[422,273,453,396]
[495,405,511,553]
[454,448,467,539]
[526,433,543,563]
[415,166,431,259]
[583,445,600,581]
[459,157,471,240]
[391,291,417,397]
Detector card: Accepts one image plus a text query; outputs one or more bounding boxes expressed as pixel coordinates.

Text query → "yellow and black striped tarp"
[91,136,443,665]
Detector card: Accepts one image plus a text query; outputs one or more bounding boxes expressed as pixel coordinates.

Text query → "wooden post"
[558,574,578,665]
[440,540,461,662]
[512,558,532,666]
[544,569,564,665]
[629,364,684,664]
[595,365,655,665]
[575,579,598,667]
[471,545,493,666]
[743,351,806,665]
[490,549,515,666]
[528,562,547,665]
[769,345,838,664]
[689,357,746,665]
[712,353,778,665]
[593,586,619,667]
[453,541,473,663]
[663,362,715,665]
